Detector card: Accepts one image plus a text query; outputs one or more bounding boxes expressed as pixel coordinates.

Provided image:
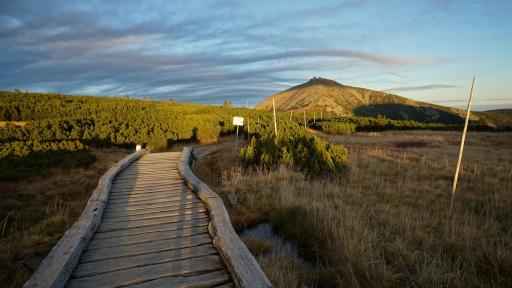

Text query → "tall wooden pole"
[272,97,278,137]
[449,77,476,218]
[290,110,292,121]
[303,111,306,128]
[320,108,323,121]
[314,112,316,123]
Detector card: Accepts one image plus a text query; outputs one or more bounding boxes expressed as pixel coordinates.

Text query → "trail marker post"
[233,116,244,153]
[449,77,476,219]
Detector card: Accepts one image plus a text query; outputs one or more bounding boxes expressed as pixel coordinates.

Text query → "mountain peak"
[304,77,343,87]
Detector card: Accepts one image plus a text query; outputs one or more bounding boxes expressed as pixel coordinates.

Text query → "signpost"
[233,116,244,152]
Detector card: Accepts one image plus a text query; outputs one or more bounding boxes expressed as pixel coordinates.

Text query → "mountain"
[256,77,473,124]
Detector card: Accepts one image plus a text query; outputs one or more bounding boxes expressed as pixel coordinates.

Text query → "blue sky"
[1,0,511,110]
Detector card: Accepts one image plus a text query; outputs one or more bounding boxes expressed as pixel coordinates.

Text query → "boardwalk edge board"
[178,147,273,288]
[23,149,149,288]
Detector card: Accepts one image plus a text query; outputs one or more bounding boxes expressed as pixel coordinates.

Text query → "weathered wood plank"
[109,184,187,196]
[112,175,181,185]
[103,199,202,214]
[108,189,189,200]
[125,269,231,288]
[23,150,149,288]
[87,225,209,249]
[93,218,209,240]
[107,192,193,205]
[101,207,207,224]
[73,244,219,278]
[215,282,236,288]
[106,195,197,209]
[97,212,209,233]
[110,182,185,191]
[111,181,185,189]
[66,255,224,288]
[102,202,204,218]
[80,233,213,263]
[179,147,272,288]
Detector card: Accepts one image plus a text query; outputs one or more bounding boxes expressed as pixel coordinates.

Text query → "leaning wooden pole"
[303,110,306,128]
[448,77,476,218]
[272,97,278,137]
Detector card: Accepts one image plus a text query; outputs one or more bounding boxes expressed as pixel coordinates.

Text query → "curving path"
[65,152,233,288]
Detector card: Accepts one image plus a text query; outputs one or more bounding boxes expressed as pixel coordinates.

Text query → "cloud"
[382,84,459,93]
[0,0,454,104]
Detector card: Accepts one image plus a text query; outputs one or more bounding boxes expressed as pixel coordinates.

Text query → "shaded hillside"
[256,77,474,124]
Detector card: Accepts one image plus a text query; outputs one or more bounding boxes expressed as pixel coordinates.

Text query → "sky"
[1,0,511,110]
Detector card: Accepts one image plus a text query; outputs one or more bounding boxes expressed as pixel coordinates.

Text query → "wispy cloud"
[3,0,504,105]
[382,84,460,93]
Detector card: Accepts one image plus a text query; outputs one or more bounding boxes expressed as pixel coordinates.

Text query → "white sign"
[233,116,244,126]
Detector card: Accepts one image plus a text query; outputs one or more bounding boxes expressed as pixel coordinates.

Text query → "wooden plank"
[104,198,202,214]
[93,218,209,240]
[107,192,193,205]
[73,244,219,278]
[80,233,213,263]
[66,255,224,288]
[112,174,181,184]
[97,212,208,233]
[215,282,236,288]
[106,195,197,208]
[87,225,209,249]
[110,182,185,191]
[102,202,205,218]
[101,207,207,224]
[178,147,272,288]
[109,184,187,197]
[112,180,184,188]
[125,270,231,288]
[108,188,190,200]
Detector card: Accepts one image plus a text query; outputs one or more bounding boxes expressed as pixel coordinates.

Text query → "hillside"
[256,77,472,124]
[481,109,512,128]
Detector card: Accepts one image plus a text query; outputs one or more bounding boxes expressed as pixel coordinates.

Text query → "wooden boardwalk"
[65,152,233,288]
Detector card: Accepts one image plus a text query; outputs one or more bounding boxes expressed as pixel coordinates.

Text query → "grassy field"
[194,130,512,287]
[0,148,130,287]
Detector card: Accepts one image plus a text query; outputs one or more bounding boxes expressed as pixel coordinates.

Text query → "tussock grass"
[194,131,512,287]
[0,148,130,287]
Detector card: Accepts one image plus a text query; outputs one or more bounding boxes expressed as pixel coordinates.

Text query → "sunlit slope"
[256,77,472,124]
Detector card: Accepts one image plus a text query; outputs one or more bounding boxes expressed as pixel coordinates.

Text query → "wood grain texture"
[66,255,225,288]
[23,149,148,288]
[178,147,273,288]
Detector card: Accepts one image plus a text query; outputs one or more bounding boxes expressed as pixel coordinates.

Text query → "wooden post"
[290,110,292,121]
[247,118,250,140]
[303,111,306,128]
[314,112,316,123]
[320,108,323,121]
[449,77,476,218]
[272,97,278,137]
[235,125,239,152]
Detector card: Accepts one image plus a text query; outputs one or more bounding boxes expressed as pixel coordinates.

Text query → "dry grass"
[194,131,512,287]
[0,147,130,287]
[0,121,27,127]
